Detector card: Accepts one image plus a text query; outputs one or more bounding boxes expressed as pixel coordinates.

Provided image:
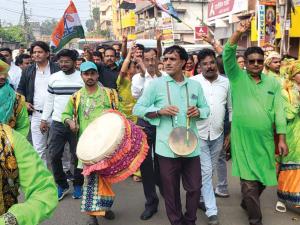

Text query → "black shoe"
[87,216,99,225]
[140,209,157,220]
[198,201,206,212]
[104,210,115,220]
[240,201,247,211]
[208,215,219,225]
[66,170,74,181]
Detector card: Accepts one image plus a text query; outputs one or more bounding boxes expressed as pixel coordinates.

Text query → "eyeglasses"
[247,59,264,65]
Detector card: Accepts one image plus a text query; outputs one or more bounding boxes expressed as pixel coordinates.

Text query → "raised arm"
[200,33,223,55]
[223,17,252,82]
[121,35,128,60]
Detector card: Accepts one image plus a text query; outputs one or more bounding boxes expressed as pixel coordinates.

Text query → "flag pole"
[181,20,194,31]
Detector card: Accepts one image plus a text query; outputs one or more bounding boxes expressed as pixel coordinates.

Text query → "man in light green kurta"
[0,124,58,225]
[133,45,209,225]
[223,19,288,225]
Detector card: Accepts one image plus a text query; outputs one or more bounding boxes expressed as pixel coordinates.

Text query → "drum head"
[77,112,125,164]
[168,127,198,156]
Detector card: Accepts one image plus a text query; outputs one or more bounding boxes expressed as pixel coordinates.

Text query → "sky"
[0,0,91,27]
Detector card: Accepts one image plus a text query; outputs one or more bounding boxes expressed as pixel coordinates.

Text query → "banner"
[50,1,85,53]
[207,0,248,21]
[160,12,175,47]
[194,26,208,41]
[149,0,181,22]
[258,4,266,47]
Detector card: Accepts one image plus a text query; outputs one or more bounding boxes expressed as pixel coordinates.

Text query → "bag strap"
[104,88,119,110]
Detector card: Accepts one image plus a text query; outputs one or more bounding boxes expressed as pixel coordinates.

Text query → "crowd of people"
[0,17,299,225]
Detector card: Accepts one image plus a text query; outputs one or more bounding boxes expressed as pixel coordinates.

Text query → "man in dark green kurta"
[223,19,288,225]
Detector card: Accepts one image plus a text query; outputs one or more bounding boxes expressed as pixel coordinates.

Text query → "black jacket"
[17,62,60,106]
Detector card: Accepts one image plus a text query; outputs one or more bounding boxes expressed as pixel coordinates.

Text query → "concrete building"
[89,0,113,33]
[134,0,208,44]
[207,0,300,58]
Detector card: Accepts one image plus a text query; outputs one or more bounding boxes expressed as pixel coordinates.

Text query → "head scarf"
[0,80,16,124]
[264,51,281,67]
[0,60,10,77]
[287,60,300,80]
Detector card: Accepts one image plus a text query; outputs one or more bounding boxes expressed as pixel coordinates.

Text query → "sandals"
[275,201,287,213]
[133,175,142,182]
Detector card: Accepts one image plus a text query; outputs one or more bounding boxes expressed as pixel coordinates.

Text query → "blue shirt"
[133,75,210,158]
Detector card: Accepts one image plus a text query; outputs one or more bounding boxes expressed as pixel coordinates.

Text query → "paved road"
[41,163,299,225]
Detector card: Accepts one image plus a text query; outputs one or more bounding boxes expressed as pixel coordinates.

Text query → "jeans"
[215,147,229,194]
[200,133,224,217]
[48,121,83,188]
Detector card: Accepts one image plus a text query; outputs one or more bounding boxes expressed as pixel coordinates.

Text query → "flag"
[50,1,85,53]
[149,0,182,22]
[120,0,136,10]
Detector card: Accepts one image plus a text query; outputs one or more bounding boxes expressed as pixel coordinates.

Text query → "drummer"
[133,45,210,225]
[62,61,120,225]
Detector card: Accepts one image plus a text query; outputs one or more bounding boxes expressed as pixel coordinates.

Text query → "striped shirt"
[41,70,84,122]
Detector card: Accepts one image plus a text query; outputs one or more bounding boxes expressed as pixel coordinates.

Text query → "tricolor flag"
[120,0,136,10]
[50,1,85,53]
[149,0,181,22]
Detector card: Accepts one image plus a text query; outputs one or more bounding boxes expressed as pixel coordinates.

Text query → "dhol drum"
[77,110,149,183]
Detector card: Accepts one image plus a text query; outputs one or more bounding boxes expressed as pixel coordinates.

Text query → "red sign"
[194,26,208,40]
[208,0,235,19]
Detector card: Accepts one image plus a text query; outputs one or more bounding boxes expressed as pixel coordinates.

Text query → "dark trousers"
[48,121,84,189]
[137,118,161,211]
[158,156,202,225]
[240,179,266,225]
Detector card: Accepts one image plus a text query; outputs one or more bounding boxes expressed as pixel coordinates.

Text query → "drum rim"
[168,126,198,156]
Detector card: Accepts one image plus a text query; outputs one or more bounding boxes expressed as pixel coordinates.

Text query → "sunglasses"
[247,59,264,65]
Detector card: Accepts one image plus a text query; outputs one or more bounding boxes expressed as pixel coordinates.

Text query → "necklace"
[82,88,105,119]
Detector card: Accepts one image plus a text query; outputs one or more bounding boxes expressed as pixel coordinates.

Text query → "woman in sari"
[276,60,300,212]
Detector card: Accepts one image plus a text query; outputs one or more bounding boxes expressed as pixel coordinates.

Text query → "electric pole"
[22,0,29,44]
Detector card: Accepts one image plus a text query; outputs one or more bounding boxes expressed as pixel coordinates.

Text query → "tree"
[40,19,58,35]
[92,7,100,29]
[86,19,95,32]
[0,25,26,42]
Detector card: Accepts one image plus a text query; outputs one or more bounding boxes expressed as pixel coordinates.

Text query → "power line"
[0,7,90,20]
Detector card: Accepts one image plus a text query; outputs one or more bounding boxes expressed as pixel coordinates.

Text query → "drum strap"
[166,82,189,127]
[103,88,119,110]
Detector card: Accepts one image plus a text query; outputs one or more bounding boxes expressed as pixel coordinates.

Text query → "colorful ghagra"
[62,85,119,216]
[277,81,300,207]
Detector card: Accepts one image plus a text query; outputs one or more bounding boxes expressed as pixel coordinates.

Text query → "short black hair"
[144,48,157,55]
[244,47,264,59]
[216,55,225,75]
[93,51,102,57]
[15,54,31,66]
[76,57,86,62]
[96,45,105,51]
[187,55,194,62]
[197,48,216,63]
[236,54,245,60]
[30,41,50,54]
[135,44,145,52]
[0,47,12,55]
[0,53,7,63]
[163,45,188,62]
[56,49,77,61]
[104,47,116,56]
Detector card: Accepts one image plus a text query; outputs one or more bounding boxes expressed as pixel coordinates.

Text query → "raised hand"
[237,16,253,33]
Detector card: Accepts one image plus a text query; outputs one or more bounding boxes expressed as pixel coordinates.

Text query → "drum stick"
[186,117,190,146]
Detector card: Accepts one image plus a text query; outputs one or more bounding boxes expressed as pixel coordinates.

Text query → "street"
[41,163,300,225]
